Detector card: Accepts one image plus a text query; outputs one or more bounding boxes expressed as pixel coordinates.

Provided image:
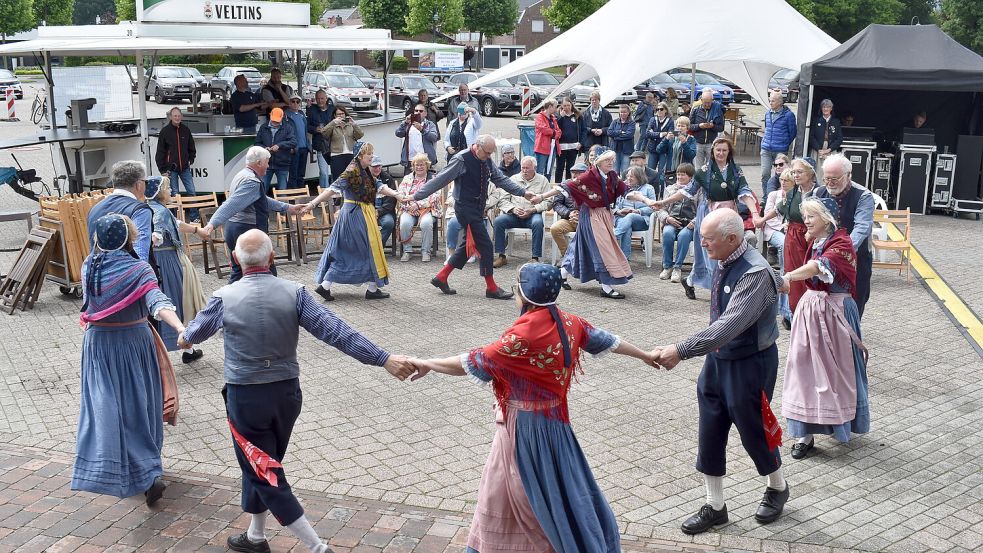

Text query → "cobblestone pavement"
[1,93,982,551]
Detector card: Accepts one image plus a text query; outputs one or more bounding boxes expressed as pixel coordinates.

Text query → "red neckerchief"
[806,228,858,300]
[469,307,590,423]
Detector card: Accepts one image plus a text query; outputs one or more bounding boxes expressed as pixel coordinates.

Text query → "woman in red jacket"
[534,99,562,178]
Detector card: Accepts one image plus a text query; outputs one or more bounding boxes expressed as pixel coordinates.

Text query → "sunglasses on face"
[773,162,785,167]
[657,108,667,112]
[414,110,425,113]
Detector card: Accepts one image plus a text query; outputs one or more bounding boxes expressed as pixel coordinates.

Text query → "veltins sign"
[139,0,310,26]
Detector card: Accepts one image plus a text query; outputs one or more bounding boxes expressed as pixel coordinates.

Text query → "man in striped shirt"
[653,209,789,535]
[180,229,417,553]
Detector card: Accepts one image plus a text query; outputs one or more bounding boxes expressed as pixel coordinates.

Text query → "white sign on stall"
[138,0,309,26]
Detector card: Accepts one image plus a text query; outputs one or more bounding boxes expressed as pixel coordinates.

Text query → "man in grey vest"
[180,229,417,553]
[653,209,789,535]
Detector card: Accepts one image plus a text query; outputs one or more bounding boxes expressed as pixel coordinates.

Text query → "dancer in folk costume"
[307,144,403,301]
[144,175,206,362]
[73,214,187,506]
[537,149,632,299]
[780,198,870,460]
[413,263,658,552]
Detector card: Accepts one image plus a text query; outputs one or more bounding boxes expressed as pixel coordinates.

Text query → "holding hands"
[651,345,682,370]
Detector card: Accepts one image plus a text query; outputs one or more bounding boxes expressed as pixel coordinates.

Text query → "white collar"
[111,189,137,200]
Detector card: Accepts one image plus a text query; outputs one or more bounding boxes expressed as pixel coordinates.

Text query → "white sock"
[601,284,613,294]
[797,434,814,445]
[285,517,325,552]
[319,280,332,290]
[686,274,693,286]
[366,282,379,292]
[247,511,268,542]
[560,267,569,278]
[181,347,194,354]
[704,475,725,510]
[766,467,787,491]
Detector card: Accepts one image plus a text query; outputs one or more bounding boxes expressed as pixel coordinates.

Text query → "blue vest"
[713,247,779,360]
[455,150,490,216]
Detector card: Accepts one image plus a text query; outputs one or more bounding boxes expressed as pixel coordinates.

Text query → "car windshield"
[402,77,439,90]
[239,70,262,79]
[0,69,13,78]
[694,74,720,85]
[158,68,191,78]
[648,73,675,84]
[326,74,365,88]
[480,78,513,88]
[579,79,599,87]
[186,68,203,78]
[774,69,798,80]
[342,66,372,78]
[528,72,559,86]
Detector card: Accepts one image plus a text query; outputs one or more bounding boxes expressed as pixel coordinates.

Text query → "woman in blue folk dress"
[306,143,403,301]
[73,214,189,506]
[412,263,657,553]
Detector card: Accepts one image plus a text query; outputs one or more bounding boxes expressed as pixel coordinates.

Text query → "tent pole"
[136,50,152,172]
[802,84,814,157]
[383,50,391,113]
[295,49,302,94]
[44,51,56,128]
[690,63,696,102]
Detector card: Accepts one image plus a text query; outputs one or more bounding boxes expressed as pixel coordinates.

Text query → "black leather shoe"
[431,277,457,295]
[600,288,626,299]
[782,317,792,331]
[227,532,272,553]
[181,349,203,364]
[681,278,696,300]
[561,278,572,290]
[144,477,166,507]
[681,504,728,535]
[314,285,334,302]
[791,438,814,459]
[486,287,514,300]
[755,483,790,524]
[365,289,390,300]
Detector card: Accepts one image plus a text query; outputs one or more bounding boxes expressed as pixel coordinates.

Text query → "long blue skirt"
[561,206,631,286]
[786,296,870,442]
[72,322,164,498]
[155,247,184,351]
[689,200,714,290]
[314,202,388,287]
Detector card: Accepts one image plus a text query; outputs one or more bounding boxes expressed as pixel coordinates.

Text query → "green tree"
[542,0,607,32]
[358,0,408,33]
[324,0,358,8]
[276,0,326,25]
[114,0,134,21]
[34,0,73,25]
[0,0,36,39]
[940,0,983,54]
[405,0,464,36]
[74,0,115,25]
[899,0,938,24]
[787,0,905,42]
[463,0,517,69]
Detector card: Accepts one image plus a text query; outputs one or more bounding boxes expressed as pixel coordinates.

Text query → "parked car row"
[0,69,24,99]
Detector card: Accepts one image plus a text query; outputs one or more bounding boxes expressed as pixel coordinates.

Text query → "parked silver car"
[569,78,636,107]
[209,66,264,98]
[145,66,198,104]
[0,69,24,99]
[446,72,526,116]
[303,71,376,111]
[327,64,381,89]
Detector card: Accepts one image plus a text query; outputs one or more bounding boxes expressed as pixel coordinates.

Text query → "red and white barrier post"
[521,86,531,117]
[3,88,17,122]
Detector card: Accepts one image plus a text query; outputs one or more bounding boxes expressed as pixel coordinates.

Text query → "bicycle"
[30,91,47,125]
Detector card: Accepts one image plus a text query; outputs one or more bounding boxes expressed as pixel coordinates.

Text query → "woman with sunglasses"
[645,101,675,185]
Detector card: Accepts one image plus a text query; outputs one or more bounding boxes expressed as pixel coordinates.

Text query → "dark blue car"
[669,71,733,106]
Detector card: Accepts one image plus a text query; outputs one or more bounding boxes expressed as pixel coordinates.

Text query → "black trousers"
[329,153,354,184]
[224,379,304,526]
[696,344,782,477]
[554,149,579,183]
[225,222,277,283]
[856,256,871,318]
[448,209,494,276]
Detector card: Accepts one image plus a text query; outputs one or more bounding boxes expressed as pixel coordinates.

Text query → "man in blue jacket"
[759,91,797,198]
[254,107,297,192]
[608,104,636,174]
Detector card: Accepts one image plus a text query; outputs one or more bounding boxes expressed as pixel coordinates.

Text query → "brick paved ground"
[1,87,982,551]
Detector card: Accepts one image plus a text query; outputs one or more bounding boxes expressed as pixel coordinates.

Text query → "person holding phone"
[320,105,364,183]
[395,104,439,172]
[654,116,697,188]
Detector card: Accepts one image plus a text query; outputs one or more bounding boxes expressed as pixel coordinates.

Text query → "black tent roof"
[801,24,983,92]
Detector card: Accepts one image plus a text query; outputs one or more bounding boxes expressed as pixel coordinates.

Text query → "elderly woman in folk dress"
[144,176,206,362]
[537,149,632,299]
[779,197,870,459]
[412,262,658,553]
[73,214,190,506]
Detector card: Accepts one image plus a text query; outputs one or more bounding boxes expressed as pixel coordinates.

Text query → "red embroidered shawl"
[565,166,626,208]
[806,228,858,300]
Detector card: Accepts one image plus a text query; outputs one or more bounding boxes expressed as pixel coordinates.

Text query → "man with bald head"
[181,229,418,553]
[689,89,725,169]
[412,134,538,299]
[653,208,789,535]
[759,91,797,198]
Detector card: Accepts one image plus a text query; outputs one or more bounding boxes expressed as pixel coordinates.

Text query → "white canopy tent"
[458,0,838,108]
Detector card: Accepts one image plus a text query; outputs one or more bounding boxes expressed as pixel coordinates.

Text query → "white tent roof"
[0,22,459,56]
[462,0,838,107]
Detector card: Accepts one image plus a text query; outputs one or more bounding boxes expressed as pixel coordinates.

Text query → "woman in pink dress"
[413,263,657,552]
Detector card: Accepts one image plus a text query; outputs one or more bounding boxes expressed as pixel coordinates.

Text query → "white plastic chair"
[628,212,658,268]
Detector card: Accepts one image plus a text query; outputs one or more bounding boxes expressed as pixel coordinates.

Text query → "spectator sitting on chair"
[498,144,520,178]
[548,161,587,263]
[492,156,553,268]
[608,104,636,174]
[764,153,790,199]
[613,165,657,261]
[445,104,482,161]
[285,94,310,188]
[396,103,440,172]
[622,150,660,191]
[397,153,441,263]
[372,157,397,250]
[155,107,199,221]
[254,107,296,191]
[759,91,797,199]
[657,163,698,283]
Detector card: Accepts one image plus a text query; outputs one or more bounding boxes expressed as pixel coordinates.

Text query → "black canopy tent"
[796,24,983,158]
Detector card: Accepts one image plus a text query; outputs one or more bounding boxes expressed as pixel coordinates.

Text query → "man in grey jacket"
[181,229,418,553]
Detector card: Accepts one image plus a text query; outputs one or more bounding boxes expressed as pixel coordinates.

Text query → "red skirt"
[784,222,809,313]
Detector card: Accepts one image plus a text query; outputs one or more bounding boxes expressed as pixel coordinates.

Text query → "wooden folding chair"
[273,187,318,252]
[0,230,54,314]
[174,193,225,279]
[871,208,912,282]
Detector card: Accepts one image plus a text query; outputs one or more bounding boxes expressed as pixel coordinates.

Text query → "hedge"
[62,56,273,75]
[14,68,44,75]
[391,56,408,71]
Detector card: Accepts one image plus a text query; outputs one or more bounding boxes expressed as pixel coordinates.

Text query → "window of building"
[531,20,544,33]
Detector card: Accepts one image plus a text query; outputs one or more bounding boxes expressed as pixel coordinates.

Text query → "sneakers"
[181,349,204,364]
[400,252,411,262]
[467,255,477,263]
[493,255,508,268]
[659,268,672,280]
[671,268,681,283]
[227,532,272,553]
[422,252,431,262]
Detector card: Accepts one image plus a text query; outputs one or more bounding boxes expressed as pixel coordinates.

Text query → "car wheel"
[154,88,166,104]
[402,98,412,112]
[481,97,496,117]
